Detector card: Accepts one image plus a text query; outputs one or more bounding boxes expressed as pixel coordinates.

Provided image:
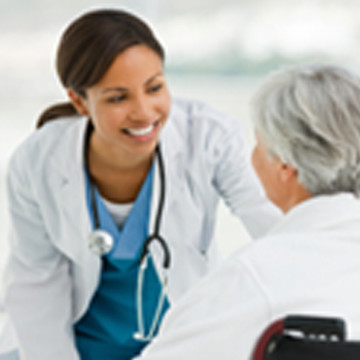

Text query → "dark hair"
[37,9,165,128]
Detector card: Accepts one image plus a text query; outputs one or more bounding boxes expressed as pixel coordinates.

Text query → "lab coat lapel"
[48,119,96,266]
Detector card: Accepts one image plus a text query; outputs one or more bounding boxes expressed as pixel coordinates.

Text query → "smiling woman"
[2,8,280,360]
[67,44,171,203]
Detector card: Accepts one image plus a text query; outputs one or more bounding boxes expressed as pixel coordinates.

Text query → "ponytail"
[36,102,79,129]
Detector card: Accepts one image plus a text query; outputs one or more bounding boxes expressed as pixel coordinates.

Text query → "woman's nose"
[128,95,154,122]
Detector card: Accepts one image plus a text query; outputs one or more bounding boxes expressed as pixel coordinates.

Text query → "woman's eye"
[106,95,126,103]
[148,84,163,93]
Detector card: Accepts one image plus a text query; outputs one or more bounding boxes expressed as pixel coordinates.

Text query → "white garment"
[0,313,17,357]
[136,193,360,360]
[101,197,133,228]
[3,98,280,360]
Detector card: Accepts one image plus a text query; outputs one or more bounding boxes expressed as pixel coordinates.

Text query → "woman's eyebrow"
[145,72,164,85]
[101,86,127,94]
[101,72,164,94]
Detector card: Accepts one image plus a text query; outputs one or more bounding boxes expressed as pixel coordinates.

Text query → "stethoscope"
[84,123,171,342]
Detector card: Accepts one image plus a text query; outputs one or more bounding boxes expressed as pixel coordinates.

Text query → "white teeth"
[126,124,154,136]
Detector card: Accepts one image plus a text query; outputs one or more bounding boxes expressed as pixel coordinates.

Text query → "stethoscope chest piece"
[88,229,114,256]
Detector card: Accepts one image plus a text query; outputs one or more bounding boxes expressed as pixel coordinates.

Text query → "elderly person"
[134,64,360,360]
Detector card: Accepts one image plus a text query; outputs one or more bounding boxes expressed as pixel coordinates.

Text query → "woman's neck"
[87,132,155,203]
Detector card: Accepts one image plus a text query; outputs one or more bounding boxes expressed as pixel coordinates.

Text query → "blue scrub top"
[74,164,170,360]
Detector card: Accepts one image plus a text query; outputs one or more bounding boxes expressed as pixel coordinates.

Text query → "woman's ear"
[67,89,89,116]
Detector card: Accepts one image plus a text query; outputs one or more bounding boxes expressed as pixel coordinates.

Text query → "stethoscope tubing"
[139,145,170,269]
[135,254,168,342]
[84,123,170,341]
[86,141,170,267]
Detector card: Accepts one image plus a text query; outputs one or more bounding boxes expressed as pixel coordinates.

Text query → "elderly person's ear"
[279,163,297,183]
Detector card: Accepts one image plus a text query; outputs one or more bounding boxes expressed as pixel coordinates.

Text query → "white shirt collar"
[267,193,360,236]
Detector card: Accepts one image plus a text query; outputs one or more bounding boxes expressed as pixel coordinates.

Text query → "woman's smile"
[122,120,161,142]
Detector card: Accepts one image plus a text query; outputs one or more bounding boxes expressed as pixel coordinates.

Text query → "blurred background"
[1,0,360,269]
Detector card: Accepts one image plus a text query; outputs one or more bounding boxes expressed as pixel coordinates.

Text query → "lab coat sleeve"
[3,152,79,360]
[134,256,272,360]
[211,117,281,238]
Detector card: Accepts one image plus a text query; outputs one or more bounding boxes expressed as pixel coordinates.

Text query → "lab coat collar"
[147,100,186,276]
[147,100,187,213]
[267,193,360,236]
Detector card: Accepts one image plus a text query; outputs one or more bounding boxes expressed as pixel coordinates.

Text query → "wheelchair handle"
[284,315,345,341]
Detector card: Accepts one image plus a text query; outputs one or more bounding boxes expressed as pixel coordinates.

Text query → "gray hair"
[251,64,360,196]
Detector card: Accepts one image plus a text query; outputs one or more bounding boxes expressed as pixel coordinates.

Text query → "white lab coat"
[135,193,360,360]
[3,98,280,359]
